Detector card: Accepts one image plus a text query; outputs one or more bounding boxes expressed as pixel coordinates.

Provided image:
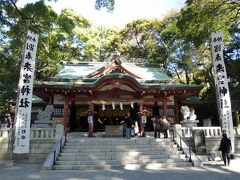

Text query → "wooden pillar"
[88,103,94,137]
[49,94,54,105]
[152,101,160,117]
[63,97,69,131]
[174,96,180,124]
[162,98,168,116]
[69,101,76,131]
[139,104,146,137]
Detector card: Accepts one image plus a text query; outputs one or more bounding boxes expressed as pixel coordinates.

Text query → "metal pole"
[189,147,192,162]
[53,150,56,165]
[172,130,175,142]
[179,137,182,151]
[60,139,62,153]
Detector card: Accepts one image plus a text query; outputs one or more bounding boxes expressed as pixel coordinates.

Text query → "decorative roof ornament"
[111,51,121,60]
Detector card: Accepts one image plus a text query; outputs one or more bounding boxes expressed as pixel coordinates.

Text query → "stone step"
[64,142,176,147]
[61,147,179,153]
[50,134,193,171]
[65,138,172,144]
[55,158,187,165]
[53,161,192,170]
[57,153,187,161]
[58,150,183,157]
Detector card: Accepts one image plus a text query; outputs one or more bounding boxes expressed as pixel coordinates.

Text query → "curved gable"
[86,59,142,79]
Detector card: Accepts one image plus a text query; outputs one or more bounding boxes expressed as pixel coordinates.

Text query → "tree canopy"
[0,0,239,115]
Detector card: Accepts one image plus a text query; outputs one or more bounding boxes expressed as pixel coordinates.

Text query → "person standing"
[4,113,12,128]
[160,116,170,138]
[218,133,232,166]
[154,116,161,138]
[124,115,132,139]
[121,119,126,137]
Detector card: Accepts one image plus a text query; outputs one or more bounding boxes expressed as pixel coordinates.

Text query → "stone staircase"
[53,134,192,170]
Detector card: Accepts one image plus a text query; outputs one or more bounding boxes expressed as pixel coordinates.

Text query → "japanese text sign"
[14,30,39,154]
[211,31,234,152]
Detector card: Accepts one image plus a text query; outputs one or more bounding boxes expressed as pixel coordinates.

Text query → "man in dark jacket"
[124,115,132,139]
[218,133,232,166]
[154,115,161,138]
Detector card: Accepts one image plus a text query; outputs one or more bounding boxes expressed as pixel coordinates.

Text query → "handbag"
[230,154,235,159]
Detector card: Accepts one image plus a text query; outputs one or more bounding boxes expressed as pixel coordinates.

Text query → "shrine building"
[33,59,202,133]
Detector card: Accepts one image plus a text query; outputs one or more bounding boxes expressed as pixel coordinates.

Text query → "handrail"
[53,128,67,165]
[173,130,202,166]
[173,130,192,162]
[41,129,67,170]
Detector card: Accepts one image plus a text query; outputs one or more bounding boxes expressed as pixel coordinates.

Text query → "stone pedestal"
[203,118,212,127]
[180,119,199,128]
[55,124,64,141]
[193,129,206,154]
[31,120,52,128]
[173,124,183,138]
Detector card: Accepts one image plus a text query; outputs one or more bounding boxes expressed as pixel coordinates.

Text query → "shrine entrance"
[69,102,149,133]
[34,59,202,133]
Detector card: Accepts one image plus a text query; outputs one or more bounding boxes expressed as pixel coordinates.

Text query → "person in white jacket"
[134,120,139,136]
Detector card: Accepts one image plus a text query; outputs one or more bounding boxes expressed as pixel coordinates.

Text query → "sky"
[16,0,185,28]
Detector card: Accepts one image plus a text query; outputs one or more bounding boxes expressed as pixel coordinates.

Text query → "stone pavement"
[0,157,240,180]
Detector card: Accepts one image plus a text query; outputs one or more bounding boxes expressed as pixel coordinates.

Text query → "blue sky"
[17,0,185,27]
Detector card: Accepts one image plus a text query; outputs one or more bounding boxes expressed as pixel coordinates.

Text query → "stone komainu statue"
[37,105,54,121]
[180,106,190,120]
[180,106,197,120]
[188,108,197,120]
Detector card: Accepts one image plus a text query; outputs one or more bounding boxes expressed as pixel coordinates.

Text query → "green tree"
[118,19,169,65]
[174,0,240,100]
[84,26,121,61]
[0,1,92,112]
[224,23,240,101]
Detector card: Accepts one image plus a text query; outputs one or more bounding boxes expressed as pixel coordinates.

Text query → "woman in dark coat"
[218,133,232,166]
[154,116,161,138]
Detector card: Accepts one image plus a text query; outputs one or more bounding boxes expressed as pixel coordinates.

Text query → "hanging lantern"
[112,102,115,110]
[131,102,134,108]
[102,103,105,111]
[120,102,123,110]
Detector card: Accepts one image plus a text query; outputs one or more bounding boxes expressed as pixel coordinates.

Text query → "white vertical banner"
[14,30,39,154]
[211,31,234,152]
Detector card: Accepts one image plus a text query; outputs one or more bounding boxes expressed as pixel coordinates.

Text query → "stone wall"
[15,140,55,163]
[182,136,240,156]
[0,125,63,163]
[0,137,10,162]
[0,138,55,163]
[205,137,240,156]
